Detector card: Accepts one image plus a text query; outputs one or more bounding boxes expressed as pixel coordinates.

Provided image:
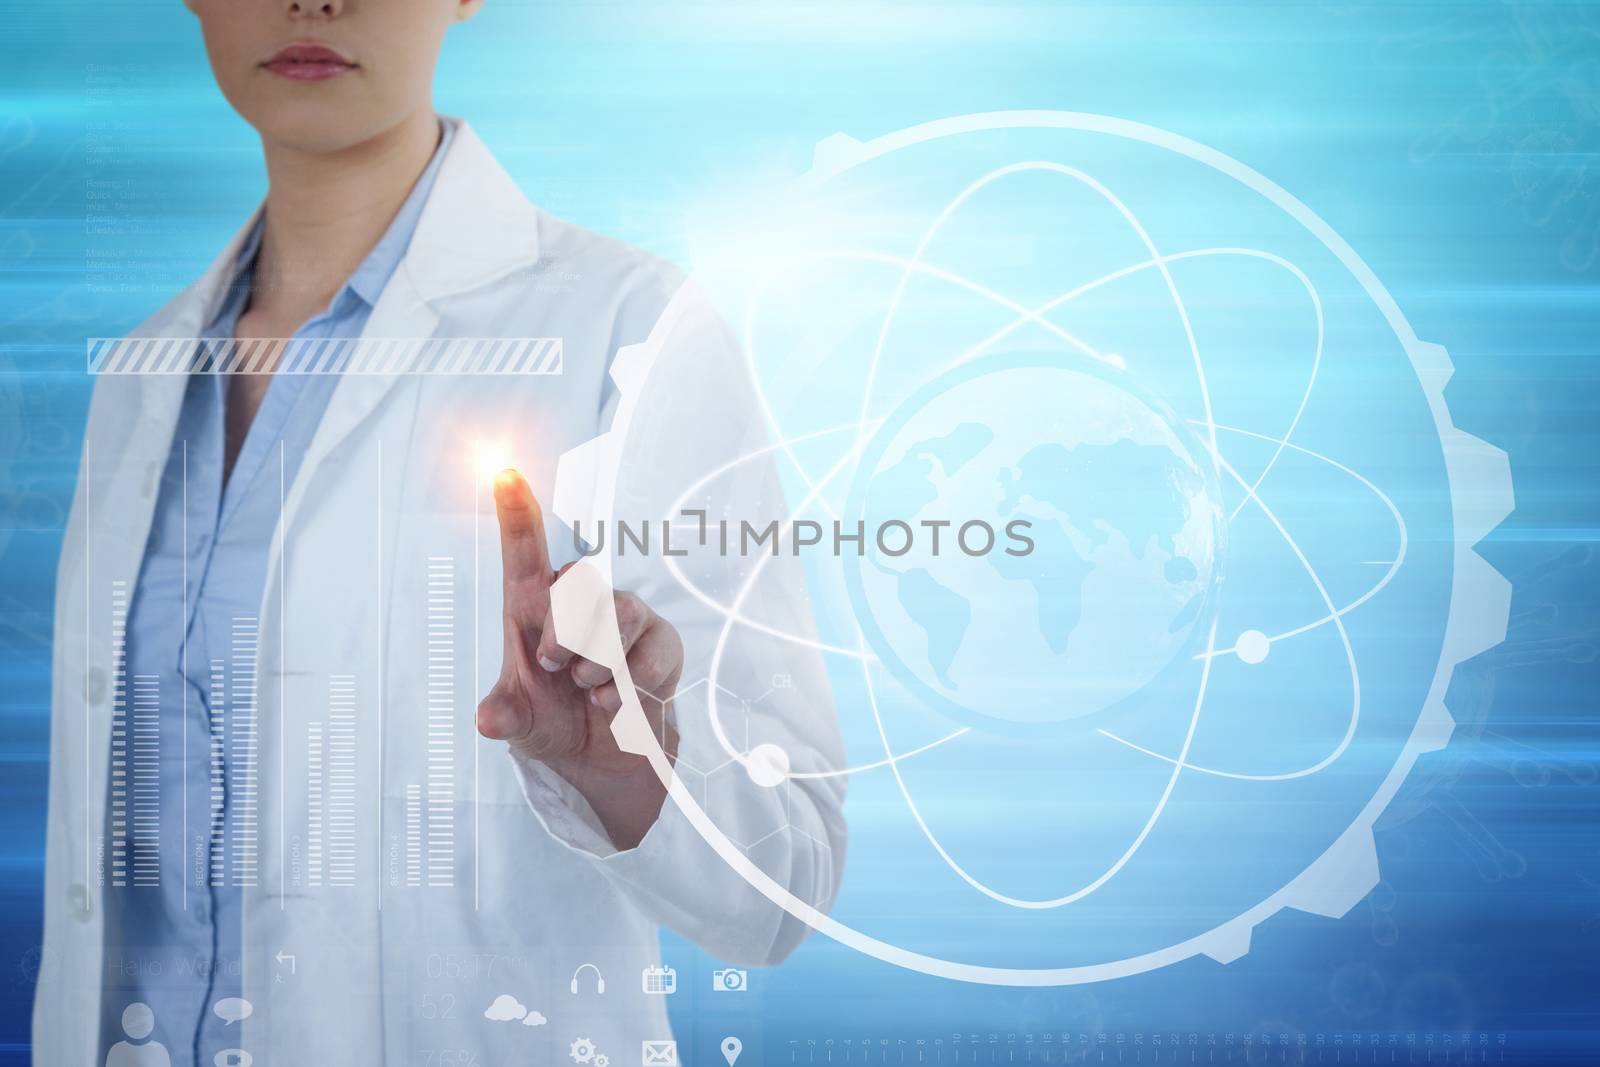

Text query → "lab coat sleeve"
[508,281,848,966]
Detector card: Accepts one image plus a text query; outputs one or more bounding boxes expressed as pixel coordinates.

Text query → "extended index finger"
[493,468,552,618]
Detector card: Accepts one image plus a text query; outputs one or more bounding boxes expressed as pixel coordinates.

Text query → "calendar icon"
[641,964,677,995]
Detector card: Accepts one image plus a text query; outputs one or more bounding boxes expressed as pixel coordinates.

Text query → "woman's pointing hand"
[475,468,681,847]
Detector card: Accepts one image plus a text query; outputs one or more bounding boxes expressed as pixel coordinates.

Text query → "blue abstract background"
[3,1,1597,1063]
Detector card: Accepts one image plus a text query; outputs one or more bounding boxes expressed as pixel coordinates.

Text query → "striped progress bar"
[87,336,563,375]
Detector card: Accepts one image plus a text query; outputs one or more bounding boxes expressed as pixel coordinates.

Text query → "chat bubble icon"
[212,998,253,1027]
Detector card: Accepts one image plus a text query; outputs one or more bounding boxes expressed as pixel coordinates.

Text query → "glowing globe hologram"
[551,112,1514,984]
[842,353,1226,730]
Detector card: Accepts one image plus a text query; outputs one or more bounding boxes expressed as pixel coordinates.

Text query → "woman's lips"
[262,43,357,81]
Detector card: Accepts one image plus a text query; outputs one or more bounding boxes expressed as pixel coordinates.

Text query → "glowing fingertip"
[475,442,516,483]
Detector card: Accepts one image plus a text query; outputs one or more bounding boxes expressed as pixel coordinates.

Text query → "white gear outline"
[548,111,1514,985]
[569,1037,597,1064]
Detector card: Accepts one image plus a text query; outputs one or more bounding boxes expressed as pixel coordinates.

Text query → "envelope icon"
[642,1040,678,1066]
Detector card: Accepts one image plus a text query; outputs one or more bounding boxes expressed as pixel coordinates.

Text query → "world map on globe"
[846,358,1226,728]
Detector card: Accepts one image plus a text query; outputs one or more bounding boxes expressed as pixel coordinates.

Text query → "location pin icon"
[721,1036,743,1066]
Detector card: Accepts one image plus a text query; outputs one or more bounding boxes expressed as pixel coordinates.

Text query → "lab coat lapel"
[95,205,262,566]
[92,204,261,565]
[75,209,263,887]
[284,116,543,518]
[291,268,438,494]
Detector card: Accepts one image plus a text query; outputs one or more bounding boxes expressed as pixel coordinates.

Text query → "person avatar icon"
[105,1002,172,1067]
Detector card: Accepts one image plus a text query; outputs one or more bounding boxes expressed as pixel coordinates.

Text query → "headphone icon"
[569,962,605,995]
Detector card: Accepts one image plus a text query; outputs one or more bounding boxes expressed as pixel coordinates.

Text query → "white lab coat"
[36,118,846,1066]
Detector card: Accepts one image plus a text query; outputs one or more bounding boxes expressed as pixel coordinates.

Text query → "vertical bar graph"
[306,720,324,888]
[208,659,225,887]
[109,580,129,888]
[405,784,422,888]
[131,673,160,886]
[230,614,259,887]
[426,557,455,887]
[306,677,357,888]
[328,674,357,887]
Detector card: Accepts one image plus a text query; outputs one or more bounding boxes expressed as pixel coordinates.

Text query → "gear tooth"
[812,133,865,179]
[1413,696,1457,753]
[553,435,611,530]
[1284,829,1380,919]
[609,703,657,756]
[555,324,673,532]
[1441,430,1514,545]
[1198,920,1254,965]
[546,562,660,756]
[550,561,624,664]
[609,340,652,391]
[1443,550,1514,664]
[1411,340,1455,392]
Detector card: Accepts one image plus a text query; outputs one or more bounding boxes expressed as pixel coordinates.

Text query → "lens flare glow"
[476,443,514,482]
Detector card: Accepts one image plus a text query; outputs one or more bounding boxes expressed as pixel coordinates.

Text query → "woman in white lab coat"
[36,1,845,1063]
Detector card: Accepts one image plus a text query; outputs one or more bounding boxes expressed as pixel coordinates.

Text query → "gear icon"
[551,111,1514,985]
[569,1038,597,1064]
[594,1056,611,1067]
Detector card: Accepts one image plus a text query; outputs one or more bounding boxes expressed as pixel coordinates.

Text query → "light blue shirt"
[100,120,453,1067]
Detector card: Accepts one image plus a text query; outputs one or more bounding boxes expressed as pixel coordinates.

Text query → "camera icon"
[711,968,747,993]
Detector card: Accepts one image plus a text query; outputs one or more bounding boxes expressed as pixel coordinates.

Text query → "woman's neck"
[247,108,442,329]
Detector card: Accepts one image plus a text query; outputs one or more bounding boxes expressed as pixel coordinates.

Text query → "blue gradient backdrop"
[2,2,1597,1063]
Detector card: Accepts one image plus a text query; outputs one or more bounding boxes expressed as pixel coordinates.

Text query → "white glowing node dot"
[1236,629,1271,665]
[746,744,790,787]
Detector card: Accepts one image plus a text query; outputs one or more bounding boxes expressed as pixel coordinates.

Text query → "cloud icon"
[484,994,528,1022]
[522,1011,548,1027]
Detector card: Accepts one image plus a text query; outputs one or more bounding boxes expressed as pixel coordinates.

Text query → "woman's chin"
[241,95,399,159]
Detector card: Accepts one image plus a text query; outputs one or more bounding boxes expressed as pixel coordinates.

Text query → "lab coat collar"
[403,115,544,301]
[127,206,266,416]
[91,116,549,757]
[129,114,539,343]
[124,114,544,467]
[284,114,543,460]
[277,116,549,552]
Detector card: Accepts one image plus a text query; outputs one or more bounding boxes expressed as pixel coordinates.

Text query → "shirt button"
[67,883,93,922]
